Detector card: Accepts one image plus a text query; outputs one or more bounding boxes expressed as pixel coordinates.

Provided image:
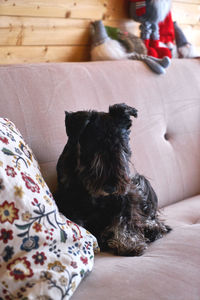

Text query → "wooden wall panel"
[172,2,200,25]
[0,0,199,64]
[0,45,89,63]
[0,0,105,19]
[0,17,91,46]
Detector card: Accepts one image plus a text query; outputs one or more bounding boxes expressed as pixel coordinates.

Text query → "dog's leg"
[132,174,172,242]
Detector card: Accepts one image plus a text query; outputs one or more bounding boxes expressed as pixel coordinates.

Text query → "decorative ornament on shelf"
[173,22,198,58]
[128,0,172,58]
[90,20,170,75]
[158,13,198,59]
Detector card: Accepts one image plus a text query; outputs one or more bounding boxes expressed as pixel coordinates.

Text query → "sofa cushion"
[73,195,200,300]
[0,118,98,299]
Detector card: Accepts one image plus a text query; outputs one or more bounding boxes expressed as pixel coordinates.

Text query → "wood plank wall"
[0,0,199,64]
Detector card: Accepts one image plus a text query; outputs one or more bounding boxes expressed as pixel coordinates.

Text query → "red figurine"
[128,0,172,58]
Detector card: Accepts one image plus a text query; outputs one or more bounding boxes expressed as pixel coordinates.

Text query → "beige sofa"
[0,59,200,300]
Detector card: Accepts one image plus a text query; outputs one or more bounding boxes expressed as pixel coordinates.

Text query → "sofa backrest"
[0,60,200,208]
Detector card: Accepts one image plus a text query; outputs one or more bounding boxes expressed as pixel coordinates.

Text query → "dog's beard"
[77,143,132,197]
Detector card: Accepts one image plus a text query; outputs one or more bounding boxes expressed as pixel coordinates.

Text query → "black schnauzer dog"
[54,103,171,256]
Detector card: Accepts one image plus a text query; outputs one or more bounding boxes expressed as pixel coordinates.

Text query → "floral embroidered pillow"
[0,118,99,300]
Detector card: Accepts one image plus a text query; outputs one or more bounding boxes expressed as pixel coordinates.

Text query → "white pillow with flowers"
[0,118,99,300]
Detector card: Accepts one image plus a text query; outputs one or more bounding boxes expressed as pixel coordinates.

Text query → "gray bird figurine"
[90,20,170,75]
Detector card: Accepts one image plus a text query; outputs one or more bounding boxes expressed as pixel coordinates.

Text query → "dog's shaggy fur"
[54,103,171,256]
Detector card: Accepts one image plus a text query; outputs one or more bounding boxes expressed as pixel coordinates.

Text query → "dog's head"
[60,103,137,197]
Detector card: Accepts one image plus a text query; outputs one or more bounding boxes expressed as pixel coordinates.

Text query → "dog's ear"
[65,111,91,138]
[109,103,138,129]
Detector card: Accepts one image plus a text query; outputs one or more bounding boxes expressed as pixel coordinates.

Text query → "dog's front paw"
[106,234,148,257]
